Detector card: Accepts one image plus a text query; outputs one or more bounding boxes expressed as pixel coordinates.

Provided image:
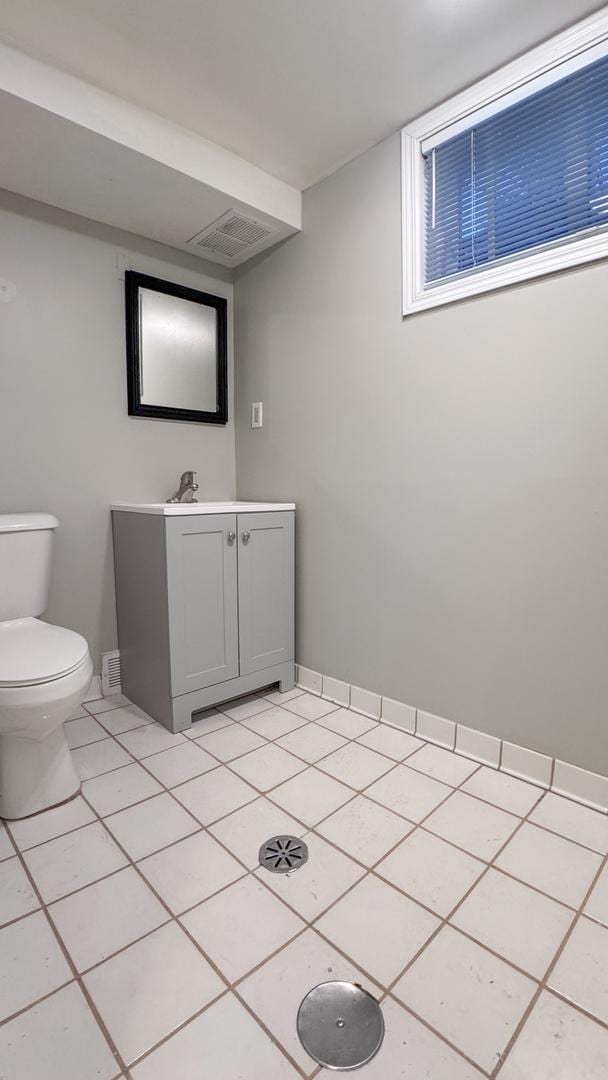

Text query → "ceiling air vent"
[187,210,275,265]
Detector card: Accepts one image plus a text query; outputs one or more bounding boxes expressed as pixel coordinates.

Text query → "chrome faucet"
[167,470,199,503]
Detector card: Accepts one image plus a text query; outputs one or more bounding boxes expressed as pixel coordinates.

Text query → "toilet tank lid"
[0,513,59,533]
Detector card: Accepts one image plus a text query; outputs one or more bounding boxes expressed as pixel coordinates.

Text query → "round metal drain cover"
[259,835,309,874]
[297,981,384,1071]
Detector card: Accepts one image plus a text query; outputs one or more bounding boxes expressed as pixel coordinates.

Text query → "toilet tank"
[0,514,59,621]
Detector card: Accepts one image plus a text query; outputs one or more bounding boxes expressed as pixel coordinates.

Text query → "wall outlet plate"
[251,401,263,428]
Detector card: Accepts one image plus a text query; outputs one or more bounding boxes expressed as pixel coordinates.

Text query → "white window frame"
[401,9,608,316]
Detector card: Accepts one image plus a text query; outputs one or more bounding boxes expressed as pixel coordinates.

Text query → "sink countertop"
[111,501,296,515]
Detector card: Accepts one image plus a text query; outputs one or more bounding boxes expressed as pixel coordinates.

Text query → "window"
[401,11,608,315]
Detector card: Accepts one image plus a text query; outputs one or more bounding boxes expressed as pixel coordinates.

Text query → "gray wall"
[235,133,608,773]
[0,191,235,670]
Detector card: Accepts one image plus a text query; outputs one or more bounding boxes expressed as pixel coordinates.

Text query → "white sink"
[111,500,295,515]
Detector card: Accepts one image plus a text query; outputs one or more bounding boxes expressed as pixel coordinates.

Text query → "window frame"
[401,9,608,316]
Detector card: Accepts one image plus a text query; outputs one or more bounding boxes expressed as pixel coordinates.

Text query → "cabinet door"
[237,511,294,676]
[166,514,238,694]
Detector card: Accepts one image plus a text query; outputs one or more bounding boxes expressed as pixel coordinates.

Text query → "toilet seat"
[0,617,89,687]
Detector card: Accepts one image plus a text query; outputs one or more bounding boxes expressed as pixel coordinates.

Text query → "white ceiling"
[0,0,604,189]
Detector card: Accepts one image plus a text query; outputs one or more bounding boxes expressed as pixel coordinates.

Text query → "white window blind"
[424,52,608,286]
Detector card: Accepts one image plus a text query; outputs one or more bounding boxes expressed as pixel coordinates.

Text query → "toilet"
[0,514,92,819]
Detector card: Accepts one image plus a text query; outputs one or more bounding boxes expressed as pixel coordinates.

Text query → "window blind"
[424,52,608,285]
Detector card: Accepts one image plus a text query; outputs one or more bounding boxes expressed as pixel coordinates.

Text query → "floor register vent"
[101,649,122,696]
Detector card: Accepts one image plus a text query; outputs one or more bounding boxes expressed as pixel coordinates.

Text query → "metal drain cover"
[297,981,384,1071]
[259,835,309,874]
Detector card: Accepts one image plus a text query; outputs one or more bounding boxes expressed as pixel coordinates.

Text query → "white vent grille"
[187,211,275,264]
[101,650,122,696]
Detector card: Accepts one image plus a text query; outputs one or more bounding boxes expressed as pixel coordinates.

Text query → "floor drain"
[297,981,384,1071]
[259,835,308,874]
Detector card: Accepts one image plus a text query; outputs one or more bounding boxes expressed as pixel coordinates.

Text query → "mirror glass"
[125,271,228,425]
[139,288,217,412]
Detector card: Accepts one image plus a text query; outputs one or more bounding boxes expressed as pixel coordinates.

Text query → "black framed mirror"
[125,270,228,424]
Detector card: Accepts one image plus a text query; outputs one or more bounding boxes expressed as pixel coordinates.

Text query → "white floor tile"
[241,706,307,739]
[269,767,353,826]
[315,874,439,986]
[282,694,341,722]
[495,823,602,908]
[347,997,484,1079]
[220,695,274,722]
[452,868,574,978]
[229,743,306,790]
[365,764,450,823]
[406,743,479,786]
[238,929,380,1074]
[315,706,377,737]
[48,866,168,972]
[461,766,543,817]
[529,792,608,854]
[131,992,300,1080]
[356,724,422,762]
[0,822,13,861]
[94,703,155,734]
[7,796,96,852]
[585,862,608,927]
[276,722,348,763]
[393,925,536,1072]
[82,763,163,817]
[184,709,233,739]
[182,875,304,981]
[256,832,364,920]
[172,766,258,825]
[84,921,224,1065]
[425,791,519,861]
[64,714,108,749]
[142,741,219,787]
[197,723,267,762]
[499,990,608,1080]
[209,796,307,870]
[377,828,485,916]
[0,910,72,1021]
[115,724,187,760]
[262,687,307,706]
[0,982,118,1080]
[104,793,200,860]
[138,831,244,914]
[316,795,414,867]
[549,916,608,1024]
[0,857,39,926]
[85,693,132,714]
[72,739,133,780]
[317,742,394,789]
[23,822,127,904]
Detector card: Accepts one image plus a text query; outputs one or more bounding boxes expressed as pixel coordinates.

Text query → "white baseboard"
[295,664,608,814]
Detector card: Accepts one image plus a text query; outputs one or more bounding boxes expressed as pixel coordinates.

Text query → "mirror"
[125,271,227,424]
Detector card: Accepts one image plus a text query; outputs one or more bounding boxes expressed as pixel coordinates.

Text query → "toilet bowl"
[0,514,92,819]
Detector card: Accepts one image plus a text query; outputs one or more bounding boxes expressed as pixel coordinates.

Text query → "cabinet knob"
[242,531,251,544]
[227,531,236,545]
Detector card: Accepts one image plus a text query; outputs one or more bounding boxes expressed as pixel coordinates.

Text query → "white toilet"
[0,514,92,820]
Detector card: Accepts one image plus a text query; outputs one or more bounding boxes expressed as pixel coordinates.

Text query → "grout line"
[490,845,608,1076]
[4,690,608,1077]
[0,825,128,1077]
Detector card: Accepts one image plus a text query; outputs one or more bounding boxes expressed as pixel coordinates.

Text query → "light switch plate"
[251,402,263,428]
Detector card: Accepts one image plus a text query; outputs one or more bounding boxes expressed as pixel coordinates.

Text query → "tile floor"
[1,687,607,1078]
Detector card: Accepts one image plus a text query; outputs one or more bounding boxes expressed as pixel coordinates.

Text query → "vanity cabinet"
[111,503,295,732]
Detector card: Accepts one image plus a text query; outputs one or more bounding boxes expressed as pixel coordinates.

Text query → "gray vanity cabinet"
[166,513,239,695]
[112,505,295,733]
[237,512,295,676]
